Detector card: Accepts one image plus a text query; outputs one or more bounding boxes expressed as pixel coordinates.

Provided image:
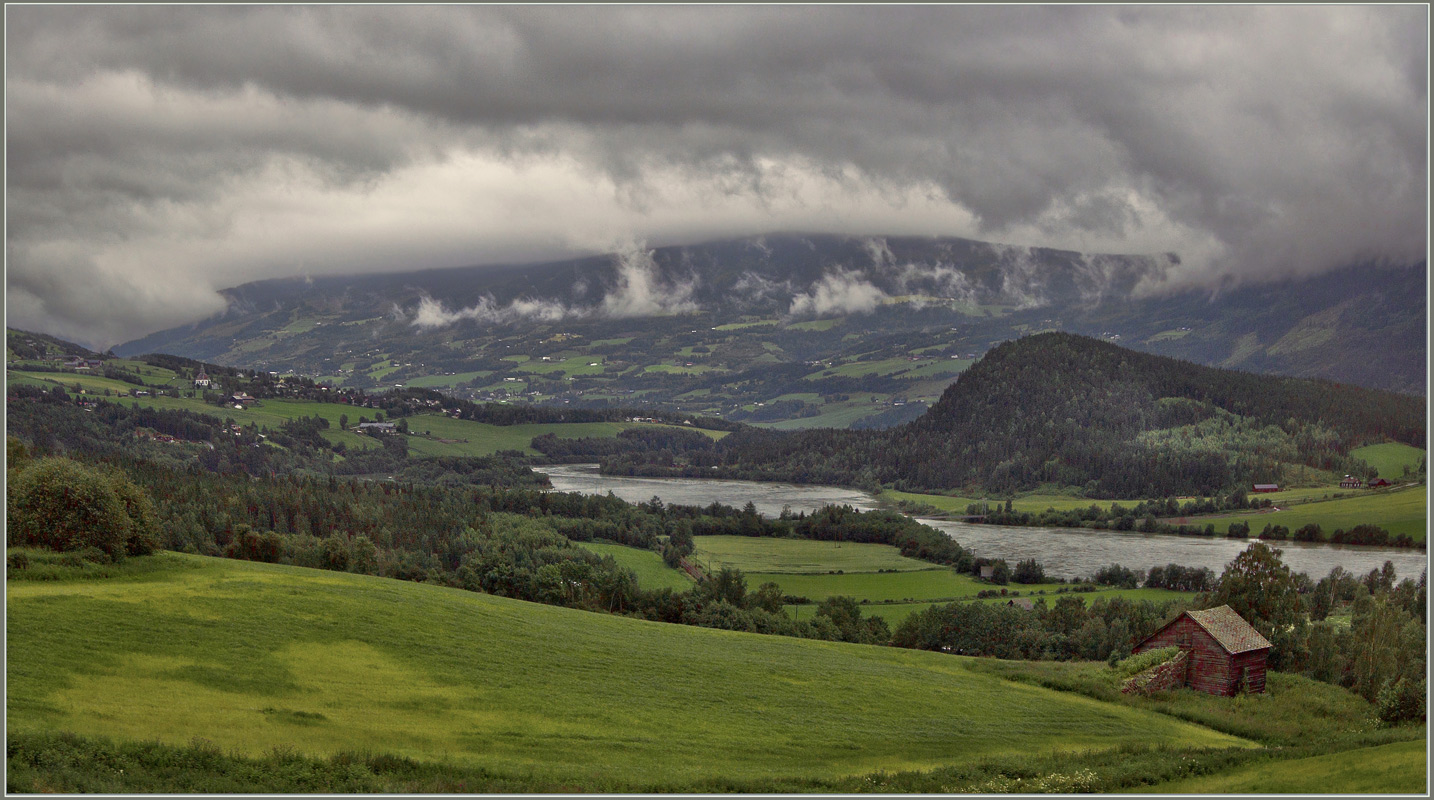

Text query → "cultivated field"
[690,535,933,574]
[1350,442,1426,480]
[1135,739,1427,794]
[573,541,694,592]
[1188,485,1427,542]
[6,554,1250,790]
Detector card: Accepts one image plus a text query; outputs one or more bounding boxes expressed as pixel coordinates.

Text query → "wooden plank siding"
[1134,613,1268,696]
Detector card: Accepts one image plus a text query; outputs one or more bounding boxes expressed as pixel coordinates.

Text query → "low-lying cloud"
[599,242,700,318]
[788,270,889,318]
[4,6,1425,348]
[411,240,699,329]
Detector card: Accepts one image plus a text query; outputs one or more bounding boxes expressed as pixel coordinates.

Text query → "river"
[541,464,1428,581]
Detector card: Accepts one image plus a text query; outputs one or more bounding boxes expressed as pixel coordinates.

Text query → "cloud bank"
[5,5,1426,347]
[411,240,698,329]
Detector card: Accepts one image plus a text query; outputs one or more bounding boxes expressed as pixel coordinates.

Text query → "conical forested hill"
[694,333,1425,497]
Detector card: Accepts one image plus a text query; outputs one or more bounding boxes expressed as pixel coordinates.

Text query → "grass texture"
[7,553,1248,789]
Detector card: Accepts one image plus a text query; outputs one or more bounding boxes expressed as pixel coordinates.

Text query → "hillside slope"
[667,333,1425,496]
[110,236,1425,422]
[6,554,1249,790]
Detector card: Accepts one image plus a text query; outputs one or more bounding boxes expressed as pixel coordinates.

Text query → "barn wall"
[1185,627,1236,695]
[1231,649,1269,694]
[1137,618,1249,696]
[1136,617,1198,653]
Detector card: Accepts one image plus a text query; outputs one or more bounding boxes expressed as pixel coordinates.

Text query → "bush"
[1377,677,1426,725]
[6,458,144,559]
[1012,558,1046,584]
[1112,646,1182,678]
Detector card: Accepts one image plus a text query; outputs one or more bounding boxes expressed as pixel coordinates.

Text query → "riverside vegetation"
[5,328,1426,792]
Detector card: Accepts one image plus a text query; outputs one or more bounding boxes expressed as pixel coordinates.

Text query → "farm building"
[1132,605,1271,696]
[1340,475,1363,489]
[1251,483,1280,493]
[357,422,397,434]
[1368,478,1393,488]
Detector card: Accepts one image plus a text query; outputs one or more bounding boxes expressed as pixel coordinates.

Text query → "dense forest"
[595,333,1426,497]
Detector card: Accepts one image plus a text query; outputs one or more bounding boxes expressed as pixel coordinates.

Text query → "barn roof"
[1185,605,1271,654]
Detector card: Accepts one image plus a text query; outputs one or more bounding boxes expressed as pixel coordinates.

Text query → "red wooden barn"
[1132,605,1271,696]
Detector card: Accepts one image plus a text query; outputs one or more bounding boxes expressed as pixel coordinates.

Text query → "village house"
[1132,605,1271,696]
[1340,475,1363,489]
[193,371,211,388]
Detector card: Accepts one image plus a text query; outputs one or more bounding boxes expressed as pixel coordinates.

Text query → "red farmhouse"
[1132,605,1271,696]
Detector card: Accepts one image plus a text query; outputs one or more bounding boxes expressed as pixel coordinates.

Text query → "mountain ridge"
[111,234,1424,424]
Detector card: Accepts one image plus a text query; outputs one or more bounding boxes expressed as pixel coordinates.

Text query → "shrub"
[1112,646,1182,678]
[7,458,136,559]
[1012,558,1046,584]
[1377,677,1426,725]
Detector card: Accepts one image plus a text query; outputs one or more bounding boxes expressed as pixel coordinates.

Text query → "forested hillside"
[605,333,1425,497]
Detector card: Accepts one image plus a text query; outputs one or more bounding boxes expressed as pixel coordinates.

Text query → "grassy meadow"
[1188,485,1427,542]
[1133,739,1427,794]
[573,541,694,592]
[7,553,1252,791]
[1351,442,1427,480]
[688,535,1196,627]
[690,535,934,574]
[888,480,1428,544]
[405,414,726,457]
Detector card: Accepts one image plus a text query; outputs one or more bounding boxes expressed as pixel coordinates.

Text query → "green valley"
[8,554,1251,791]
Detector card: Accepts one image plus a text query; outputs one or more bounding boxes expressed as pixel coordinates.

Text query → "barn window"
[1177,632,1190,648]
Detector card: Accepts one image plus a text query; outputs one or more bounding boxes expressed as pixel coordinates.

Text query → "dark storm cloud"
[5,5,1426,348]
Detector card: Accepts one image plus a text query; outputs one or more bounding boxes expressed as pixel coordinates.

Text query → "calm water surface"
[542,464,1428,581]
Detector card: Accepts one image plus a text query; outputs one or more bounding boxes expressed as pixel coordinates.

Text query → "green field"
[516,356,607,377]
[751,568,979,601]
[691,536,935,574]
[1187,485,1427,542]
[7,554,1250,789]
[643,364,720,375]
[17,382,726,460]
[786,318,842,332]
[404,371,492,388]
[1351,442,1427,480]
[712,320,778,331]
[1135,739,1427,794]
[573,541,694,592]
[405,414,726,457]
[753,403,884,430]
[11,369,148,396]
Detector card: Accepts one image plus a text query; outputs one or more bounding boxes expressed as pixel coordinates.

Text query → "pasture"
[1189,485,1427,542]
[6,554,1249,790]
[690,535,934,574]
[573,541,693,592]
[754,403,886,430]
[405,414,725,458]
[1135,739,1427,794]
[1351,442,1426,480]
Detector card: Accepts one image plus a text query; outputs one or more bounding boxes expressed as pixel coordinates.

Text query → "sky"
[5,5,1428,350]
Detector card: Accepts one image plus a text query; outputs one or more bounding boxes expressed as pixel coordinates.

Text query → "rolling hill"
[109,234,1425,431]
[7,553,1250,791]
[630,333,1426,497]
